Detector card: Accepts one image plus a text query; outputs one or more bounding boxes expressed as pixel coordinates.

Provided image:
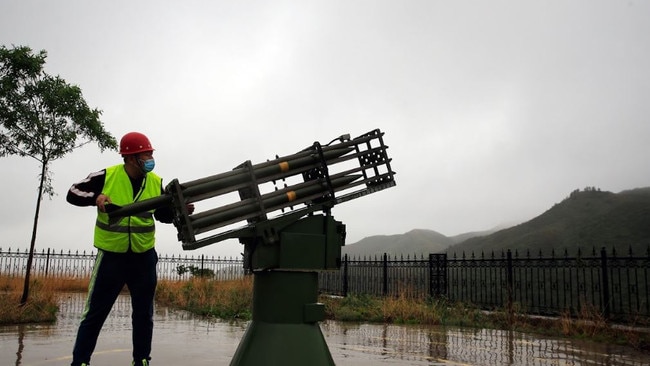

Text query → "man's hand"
[96,194,112,212]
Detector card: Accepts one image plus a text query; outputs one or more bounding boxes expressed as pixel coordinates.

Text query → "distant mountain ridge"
[342,226,505,258]
[342,229,453,258]
[342,187,650,257]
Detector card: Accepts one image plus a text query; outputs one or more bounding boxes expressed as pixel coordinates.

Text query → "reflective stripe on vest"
[94,164,162,253]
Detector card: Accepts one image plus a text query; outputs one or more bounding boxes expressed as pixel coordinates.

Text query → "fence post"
[428,253,447,299]
[428,253,434,298]
[382,253,388,296]
[342,254,349,297]
[45,247,51,277]
[506,250,513,312]
[600,247,610,320]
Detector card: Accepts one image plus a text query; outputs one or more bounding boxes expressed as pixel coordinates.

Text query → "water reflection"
[15,324,25,366]
[0,294,647,365]
[323,321,649,365]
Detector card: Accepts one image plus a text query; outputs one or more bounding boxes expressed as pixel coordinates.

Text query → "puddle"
[0,293,647,365]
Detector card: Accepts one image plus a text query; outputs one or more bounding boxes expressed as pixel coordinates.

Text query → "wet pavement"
[1,293,649,365]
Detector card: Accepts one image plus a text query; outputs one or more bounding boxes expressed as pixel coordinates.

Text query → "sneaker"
[132,360,149,366]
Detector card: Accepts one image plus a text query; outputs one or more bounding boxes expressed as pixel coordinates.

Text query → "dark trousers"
[71,248,158,365]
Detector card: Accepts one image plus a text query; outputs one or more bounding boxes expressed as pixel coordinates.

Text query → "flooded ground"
[0,293,648,365]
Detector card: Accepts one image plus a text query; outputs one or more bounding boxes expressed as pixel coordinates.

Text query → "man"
[67,132,194,366]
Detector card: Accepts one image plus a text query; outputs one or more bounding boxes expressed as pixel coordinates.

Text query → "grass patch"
[322,293,489,327]
[323,293,650,351]
[0,275,75,324]
[156,277,253,320]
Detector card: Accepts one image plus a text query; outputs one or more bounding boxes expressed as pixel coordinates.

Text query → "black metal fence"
[0,247,245,281]
[2,246,648,323]
[320,247,650,324]
[447,247,650,322]
[318,253,447,298]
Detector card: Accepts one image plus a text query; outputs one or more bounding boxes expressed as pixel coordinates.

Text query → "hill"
[341,187,650,257]
[342,229,453,258]
[342,226,507,258]
[447,187,650,256]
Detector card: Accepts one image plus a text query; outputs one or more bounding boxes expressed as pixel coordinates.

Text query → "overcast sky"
[1,0,649,258]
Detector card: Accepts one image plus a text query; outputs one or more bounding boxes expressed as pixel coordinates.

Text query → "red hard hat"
[119,132,154,155]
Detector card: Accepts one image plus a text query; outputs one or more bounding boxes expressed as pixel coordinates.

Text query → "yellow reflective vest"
[94,164,163,253]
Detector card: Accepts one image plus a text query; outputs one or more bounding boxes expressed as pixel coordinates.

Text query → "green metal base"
[230,271,335,366]
[229,321,334,366]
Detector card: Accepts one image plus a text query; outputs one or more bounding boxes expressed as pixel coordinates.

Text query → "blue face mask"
[140,158,155,173]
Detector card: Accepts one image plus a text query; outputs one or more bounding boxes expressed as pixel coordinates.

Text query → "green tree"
[0,45,117,305]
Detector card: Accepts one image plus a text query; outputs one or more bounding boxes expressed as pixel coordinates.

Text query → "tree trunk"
[20,162,46,306]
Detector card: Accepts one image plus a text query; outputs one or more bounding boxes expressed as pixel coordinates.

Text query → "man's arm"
[69,172,182,223]
[154,182,175,224]
[67,170,106,207]
[154,180,194,224]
